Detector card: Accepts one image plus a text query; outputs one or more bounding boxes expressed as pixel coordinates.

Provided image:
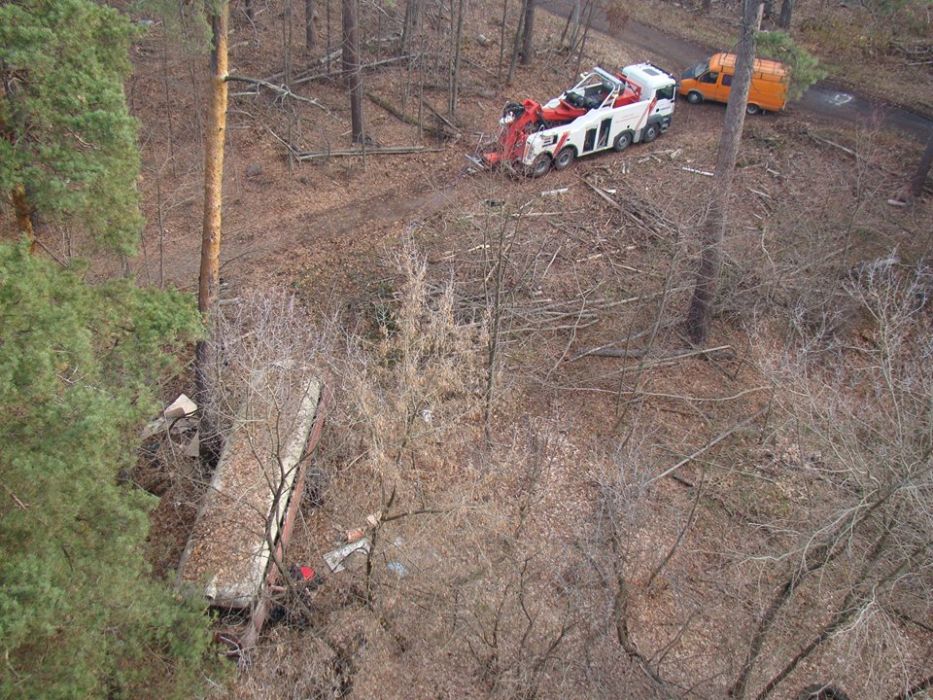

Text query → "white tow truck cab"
[522,63,677,177]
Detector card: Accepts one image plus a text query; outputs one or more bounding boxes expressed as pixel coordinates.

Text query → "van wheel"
[686,91,703,104]
[746,103,762,115]
[553,146,576,171]
[642,124,660,143]
[613,131,633,152]
[526,153,552,178]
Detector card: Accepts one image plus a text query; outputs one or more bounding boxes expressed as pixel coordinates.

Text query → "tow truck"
[474,63,677,177]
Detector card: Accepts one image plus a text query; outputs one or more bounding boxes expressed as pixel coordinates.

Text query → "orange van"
[678,52,789,114]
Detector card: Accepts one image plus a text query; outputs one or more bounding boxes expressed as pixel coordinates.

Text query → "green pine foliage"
[757,30,827,102]
[0,244,220,698]
[0,0,142,254]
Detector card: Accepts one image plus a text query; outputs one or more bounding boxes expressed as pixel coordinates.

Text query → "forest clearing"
[1,0,931,697]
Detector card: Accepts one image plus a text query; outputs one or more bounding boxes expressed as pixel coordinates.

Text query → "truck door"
[698,70,719,101]
[653,83,676,121]
[716,73,733,103]
[597,118,612,149]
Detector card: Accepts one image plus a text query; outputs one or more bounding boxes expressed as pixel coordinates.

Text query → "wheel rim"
[556,149,573,169]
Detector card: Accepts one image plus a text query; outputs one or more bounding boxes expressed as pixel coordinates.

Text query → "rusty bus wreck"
[177,374,329,649]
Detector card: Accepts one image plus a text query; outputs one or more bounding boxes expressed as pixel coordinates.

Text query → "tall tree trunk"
[685,0,760,346]
[448,0,464,116]
[573,0,595,78]
[506,0,527,85]
[520,0,535,65]
[402,0,420,54]
[306,0,316,49]
[198,5,229,318]
[496,0,509,83]
[342,0,364,143]
[777,0,793,29]
[196,2,229,401]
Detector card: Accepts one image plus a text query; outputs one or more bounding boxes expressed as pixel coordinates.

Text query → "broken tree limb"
[648,407,768,485]
[681,166,714,177]
[575,344,733,364]
[419,97,459,132]
[225,75,332,114]
[295,145,443,161]
[580,177,675,239]
[291,54,414,86]
[364,91,454,139]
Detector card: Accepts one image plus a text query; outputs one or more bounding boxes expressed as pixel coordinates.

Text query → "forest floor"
[122,0,933,697]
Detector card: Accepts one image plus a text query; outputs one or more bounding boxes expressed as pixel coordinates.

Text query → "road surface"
[539,0,933,142]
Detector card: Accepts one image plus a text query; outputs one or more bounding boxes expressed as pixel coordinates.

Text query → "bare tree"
[520,0,535,65]
[306,0,316,49]
[733,262,933,699]
[685,0,761,345]
[342,0,364,143]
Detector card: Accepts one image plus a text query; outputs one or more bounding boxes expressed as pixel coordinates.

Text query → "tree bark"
[342,0,364,142]
[10,184,36,254]
[520,0,535,65]
[401,0,420,54]
[198,5,229,318]
[306,0,316,49]
[685,0,760,346]
[777,0,793,29]
[506,0,527,85]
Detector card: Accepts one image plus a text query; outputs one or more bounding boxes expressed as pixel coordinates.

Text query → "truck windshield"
[682,62,706,79]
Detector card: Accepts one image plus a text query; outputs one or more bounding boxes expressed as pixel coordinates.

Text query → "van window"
[721,74,733,87]
[655,85,675,100]
[699,71,718,84]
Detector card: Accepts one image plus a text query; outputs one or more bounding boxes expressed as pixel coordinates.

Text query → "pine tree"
[0,0,142,254]
[0,244,219,698]
[0,1,222,695]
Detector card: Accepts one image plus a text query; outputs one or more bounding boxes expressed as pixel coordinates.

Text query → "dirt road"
[540,0,933,142]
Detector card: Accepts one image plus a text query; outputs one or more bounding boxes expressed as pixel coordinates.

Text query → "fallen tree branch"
[648,407,768,485]
[225,75,332,114]
[294,145,443,161]
[419,97,459,132]
[365,91,455,139]
[291,54,414,86]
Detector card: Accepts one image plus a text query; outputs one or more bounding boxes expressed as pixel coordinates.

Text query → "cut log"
[295,145,443,161]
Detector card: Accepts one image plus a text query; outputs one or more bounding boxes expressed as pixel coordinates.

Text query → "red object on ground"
[299,566,314,581]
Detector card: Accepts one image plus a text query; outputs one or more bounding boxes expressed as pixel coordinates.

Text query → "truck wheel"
[613,131,633,152]
[642,124,660,143]
[746,103,761,115]
[527,153,552,178]
[686,91,703,104]
[553,146,576,171]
